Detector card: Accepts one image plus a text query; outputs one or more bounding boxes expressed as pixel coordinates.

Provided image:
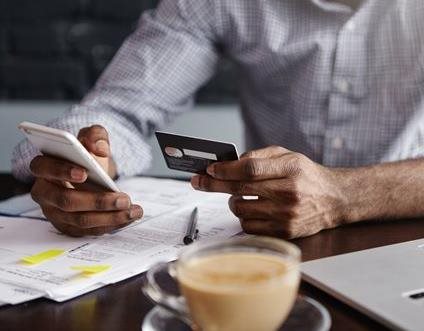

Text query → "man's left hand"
[190,146,348,239]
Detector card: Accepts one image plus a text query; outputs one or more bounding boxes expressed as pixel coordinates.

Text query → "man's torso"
[217,0,424,167]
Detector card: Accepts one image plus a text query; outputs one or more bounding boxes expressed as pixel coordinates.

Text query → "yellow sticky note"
[21,249,65,265]
[71,265,111,276]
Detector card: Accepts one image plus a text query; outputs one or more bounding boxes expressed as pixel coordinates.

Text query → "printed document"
[0,177,242,304]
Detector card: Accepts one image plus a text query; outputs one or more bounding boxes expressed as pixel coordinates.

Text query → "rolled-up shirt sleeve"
[12,0,220,182]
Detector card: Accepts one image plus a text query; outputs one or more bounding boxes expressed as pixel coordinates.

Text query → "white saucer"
[142,296,331,331]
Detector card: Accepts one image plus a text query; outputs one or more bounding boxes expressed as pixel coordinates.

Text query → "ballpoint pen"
[183,207,199,245]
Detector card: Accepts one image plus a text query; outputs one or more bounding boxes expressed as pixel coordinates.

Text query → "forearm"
[12,104,153,182]
[334,158,424,224]
[13,0,222,183]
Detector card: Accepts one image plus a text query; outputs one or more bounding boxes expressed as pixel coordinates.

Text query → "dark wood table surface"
[0,173,423,331]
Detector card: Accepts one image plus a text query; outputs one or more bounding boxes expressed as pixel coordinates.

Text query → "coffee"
[177,252,300,331]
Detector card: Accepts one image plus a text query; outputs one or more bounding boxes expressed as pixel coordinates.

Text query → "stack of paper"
[0,177,242,306]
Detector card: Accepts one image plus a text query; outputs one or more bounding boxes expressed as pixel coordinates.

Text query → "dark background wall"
[0,0,238,103]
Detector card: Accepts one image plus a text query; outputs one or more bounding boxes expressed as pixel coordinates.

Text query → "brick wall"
[0,0,238,103]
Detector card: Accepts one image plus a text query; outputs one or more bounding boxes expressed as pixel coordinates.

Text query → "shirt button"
[333,79,351,94]
[331,137,344,150]
[345,21,356,32]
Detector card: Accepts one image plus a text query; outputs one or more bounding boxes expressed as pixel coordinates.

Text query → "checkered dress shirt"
[12,0,424,182]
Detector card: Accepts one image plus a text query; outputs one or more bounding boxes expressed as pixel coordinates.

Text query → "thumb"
[77,125,111,158]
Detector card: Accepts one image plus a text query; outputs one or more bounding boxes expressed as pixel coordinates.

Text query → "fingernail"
[115,196,130,209]
[71,168,85,180]
[206,164,215,177]
[95,140,109,155]
[191,176,200,189]
[130,206,142,219]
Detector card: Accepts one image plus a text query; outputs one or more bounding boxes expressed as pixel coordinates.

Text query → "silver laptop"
[302,239,424,331]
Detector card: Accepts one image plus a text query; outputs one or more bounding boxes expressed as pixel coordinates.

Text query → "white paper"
[0,177,209,221]
[0,217,91,255]
[0,194,40,217]
[0,177,242,304]
[0,282,43,305]
[117,177,212,220]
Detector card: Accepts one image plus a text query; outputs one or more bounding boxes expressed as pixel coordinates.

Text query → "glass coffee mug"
[142,236,301,331]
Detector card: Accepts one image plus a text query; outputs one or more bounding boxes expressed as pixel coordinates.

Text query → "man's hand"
[29,125,143,237]
[191,146,347,239]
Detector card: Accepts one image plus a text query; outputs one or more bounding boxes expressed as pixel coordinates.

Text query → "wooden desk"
[1,173,423,331]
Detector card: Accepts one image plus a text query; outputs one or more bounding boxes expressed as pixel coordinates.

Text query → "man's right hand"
[29,125,143,237]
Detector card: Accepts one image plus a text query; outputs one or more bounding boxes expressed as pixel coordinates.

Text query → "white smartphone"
[18,121,119,192]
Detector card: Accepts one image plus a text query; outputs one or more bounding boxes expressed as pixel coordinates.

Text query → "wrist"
[323,159,424,227]
[329,166,374,225]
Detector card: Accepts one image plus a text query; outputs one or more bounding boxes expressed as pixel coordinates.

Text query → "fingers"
[191,175,299,202]
[31,177,143,236]
[228,195,275,219]
[239,219,276,236]
[240,145,290,159]
[78,125,110,157]
[191,175,262,195]
[42,205,142,230]
[30,155,87,183]
[229,196,300,239]
[206,157,285,181]
[32,179,132,212]
[228,195,297,219]
[240,219,294,239]
[206,151,304,181]
[47,212,135,237]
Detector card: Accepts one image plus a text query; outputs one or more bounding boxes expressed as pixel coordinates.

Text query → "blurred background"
[0,0,244,177]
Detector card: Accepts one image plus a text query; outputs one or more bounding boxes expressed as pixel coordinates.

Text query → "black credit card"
[155,131,239,174]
